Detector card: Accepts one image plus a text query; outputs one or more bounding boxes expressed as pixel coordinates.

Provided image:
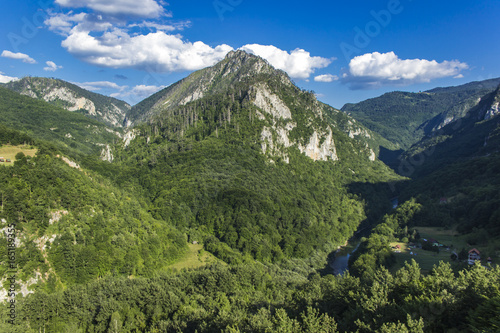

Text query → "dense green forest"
[0,87,119,158]
[106,72,399,262]
[3,260,499,332]
[0,126,187,289]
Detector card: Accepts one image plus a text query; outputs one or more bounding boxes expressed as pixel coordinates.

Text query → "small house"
[468,248,481,265]
[5,159,11,163]
[0,158,4,162]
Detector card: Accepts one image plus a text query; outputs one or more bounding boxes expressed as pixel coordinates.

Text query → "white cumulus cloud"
[45,4,333,79]
[128,21,191,32]
[343,51,468,89]
[240,44,332,79]
[61,28,233,72]
[45,12,92,35]
[0,71,19,83]
[44,61,63,72]
[55,0,165,18]
[1,50,37,64]
[314,74,339,82]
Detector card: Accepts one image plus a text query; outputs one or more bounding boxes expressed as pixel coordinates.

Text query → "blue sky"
[1,0,499,108]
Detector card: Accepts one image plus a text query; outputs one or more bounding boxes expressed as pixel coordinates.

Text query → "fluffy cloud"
[45,12,95,35]
[343,52,468,89]
[1,50,37,64]
[46,4,332,79]
[314,74,338,82]
[0,72,18,83]
[61,29,233,72]
[55,0,165,18]
[44,61,63,72]
[240,44,332,79]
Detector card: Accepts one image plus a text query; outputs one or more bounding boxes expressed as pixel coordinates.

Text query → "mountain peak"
[126,49,292,126]
[218,49,284,78]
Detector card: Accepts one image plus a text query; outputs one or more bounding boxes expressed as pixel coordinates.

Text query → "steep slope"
[385,86,500,247]
[402,85,500,176]
[341,78,500,150]
[0,86,120,158]
[0,131,187,299]
[112,51,400,261]
[6,77,130,127]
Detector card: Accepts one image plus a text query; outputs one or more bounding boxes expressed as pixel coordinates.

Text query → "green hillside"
[111,51,400,261]
[0,86,119,158]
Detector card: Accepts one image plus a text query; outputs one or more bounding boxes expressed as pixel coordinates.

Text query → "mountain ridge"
[341,77,500,151]
[5,77,130,128]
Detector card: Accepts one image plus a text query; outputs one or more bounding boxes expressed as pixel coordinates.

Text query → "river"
[330,242,360,275]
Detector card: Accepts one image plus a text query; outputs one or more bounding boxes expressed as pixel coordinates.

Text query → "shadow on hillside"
[378,146,404,172]
[318,178,411,277]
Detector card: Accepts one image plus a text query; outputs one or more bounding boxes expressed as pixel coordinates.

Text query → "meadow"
[0,144,38,165]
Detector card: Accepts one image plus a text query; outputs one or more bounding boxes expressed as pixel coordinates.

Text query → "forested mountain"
[111,50,400,262]
[1,51,500,332]
[402,85,500,176]
[0,86,120,158]
[341,78,500,151]
[5,77,130,127]
[389,86,500,241]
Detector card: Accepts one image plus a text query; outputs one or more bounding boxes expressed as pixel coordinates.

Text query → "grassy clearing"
[0,144,37,165]
[166,243,220,271]
[390,227,472,273]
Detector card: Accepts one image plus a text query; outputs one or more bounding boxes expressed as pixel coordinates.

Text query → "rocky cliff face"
[125,50,376,163]
[483,87,500,120]
[6,77,130,127]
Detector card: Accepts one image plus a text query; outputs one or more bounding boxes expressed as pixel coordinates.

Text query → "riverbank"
[330,241,360,275]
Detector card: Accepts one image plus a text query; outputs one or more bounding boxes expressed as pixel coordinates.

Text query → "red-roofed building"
[468,248,481,265]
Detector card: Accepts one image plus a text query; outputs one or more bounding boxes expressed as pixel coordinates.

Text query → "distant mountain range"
[401,84,500,176]
[341,78,500,151]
